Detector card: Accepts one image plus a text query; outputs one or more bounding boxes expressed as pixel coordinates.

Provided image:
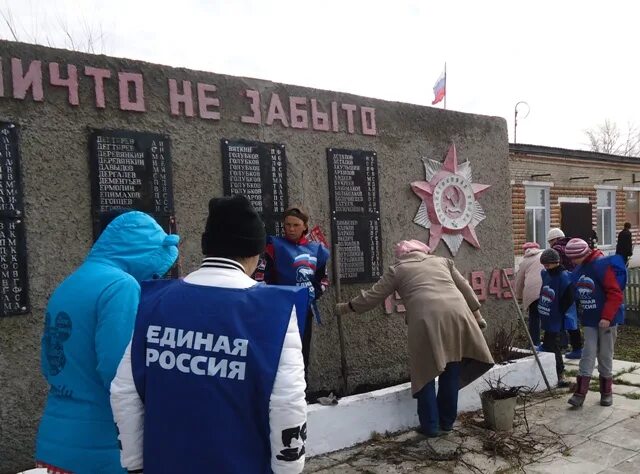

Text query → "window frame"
[596,188,616,248]
[624,188,640,229]
[524,184,551,248]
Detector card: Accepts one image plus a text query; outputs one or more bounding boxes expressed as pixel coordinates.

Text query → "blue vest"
[131,280,309,474]
[571,255,626,327]
[270,236,330,325]
[538,269,578,332]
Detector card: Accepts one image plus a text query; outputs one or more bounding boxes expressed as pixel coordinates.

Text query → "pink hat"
[522,242,540,251]
[394,239,431,258]
[565,238,590,259]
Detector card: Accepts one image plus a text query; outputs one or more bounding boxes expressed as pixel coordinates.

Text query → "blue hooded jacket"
[36,211,179,473]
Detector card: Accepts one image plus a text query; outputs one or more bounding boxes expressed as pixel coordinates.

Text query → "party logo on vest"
[540,286,556,306]
[293,254,317,296]
[538,286,555,317]
[576,275,597,310]
[411,144,490,256]
[576,276,595,297]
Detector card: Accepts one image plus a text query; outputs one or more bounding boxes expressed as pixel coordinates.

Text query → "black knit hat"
[540,248,560,264]
[201,195,266,257]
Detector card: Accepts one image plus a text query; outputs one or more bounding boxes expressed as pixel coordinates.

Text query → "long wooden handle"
[502,269,553,394]
[332,244,349,395]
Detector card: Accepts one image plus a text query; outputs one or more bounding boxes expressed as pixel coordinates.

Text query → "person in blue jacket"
[565,238,626,408]
[35,211,179,474]
[537,249,577,388]
[255,206,330,380]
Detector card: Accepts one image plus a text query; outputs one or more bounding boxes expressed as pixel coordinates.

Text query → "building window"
[597,189,616,246]
[626,191,639,228]
[525,186,549,247]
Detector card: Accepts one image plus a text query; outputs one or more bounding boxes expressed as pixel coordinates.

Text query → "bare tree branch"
[1,1,107,54]
[584,119,640,157]
[0,7,20,41]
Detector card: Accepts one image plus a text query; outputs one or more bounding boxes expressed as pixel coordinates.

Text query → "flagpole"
[444,62,447,110]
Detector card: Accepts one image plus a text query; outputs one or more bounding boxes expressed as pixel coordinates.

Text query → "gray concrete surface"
[305,358,640,473]
[0,40,510,472]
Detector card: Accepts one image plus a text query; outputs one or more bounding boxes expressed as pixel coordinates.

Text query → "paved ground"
[304,358,640,473]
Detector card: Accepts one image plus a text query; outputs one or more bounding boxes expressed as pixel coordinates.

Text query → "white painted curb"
[306,351,557,456]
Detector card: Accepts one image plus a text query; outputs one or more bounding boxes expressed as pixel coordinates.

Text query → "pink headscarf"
[394,239,432,258]
[522,242,540,251]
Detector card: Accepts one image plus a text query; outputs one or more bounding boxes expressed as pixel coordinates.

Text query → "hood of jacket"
[86,211,180,282]
[524,248,543,258]
[584,248,605,264]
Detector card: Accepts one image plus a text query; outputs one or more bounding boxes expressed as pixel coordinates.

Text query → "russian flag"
[432,71,446,105]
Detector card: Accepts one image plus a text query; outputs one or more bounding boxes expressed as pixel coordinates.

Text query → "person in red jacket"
[565,238,625,407]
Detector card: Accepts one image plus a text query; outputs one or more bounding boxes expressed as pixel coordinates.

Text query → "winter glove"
[335,302,352,315]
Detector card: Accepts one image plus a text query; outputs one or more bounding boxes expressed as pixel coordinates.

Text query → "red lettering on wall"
[266,93,289,127]
[489,270,502,299]
[12,59,43,101]
[197,83,220,120]
[471,271,487,302]
[168,79,194,117]
[118,72,145,112]
[84,66,111,108]
[310,99,329,131]
[331,101,339,132]
[49,63,79,106]
[2,56,379,136]
[241,89,261,124]
[502,268,514,299]
[341,103,357,134]
[289,96,308,129]
[361,106,377,136]
[384,291,406,314]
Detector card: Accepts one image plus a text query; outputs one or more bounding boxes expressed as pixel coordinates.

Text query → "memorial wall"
[0,40,511,471]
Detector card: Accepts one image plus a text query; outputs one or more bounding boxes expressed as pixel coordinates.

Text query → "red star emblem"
[410,144,490,256]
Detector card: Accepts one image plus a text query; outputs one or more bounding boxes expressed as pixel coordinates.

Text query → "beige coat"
[349,251,494,395]
[514,248,544,309]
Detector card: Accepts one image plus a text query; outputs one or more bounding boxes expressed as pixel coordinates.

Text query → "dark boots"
[599,376,613,406]
[568,375,590,407]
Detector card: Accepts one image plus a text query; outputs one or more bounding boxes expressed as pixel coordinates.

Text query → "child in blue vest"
[538,249,577,388]
[565,238,626,407]
[256,206,330,382]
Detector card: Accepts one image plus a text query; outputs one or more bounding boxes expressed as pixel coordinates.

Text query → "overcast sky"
[1,0,638,151]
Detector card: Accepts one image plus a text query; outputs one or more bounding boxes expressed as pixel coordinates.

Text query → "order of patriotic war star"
[111,195,309,474]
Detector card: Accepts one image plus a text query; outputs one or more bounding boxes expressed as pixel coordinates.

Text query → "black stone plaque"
[221,139,288,236]
[327,148,382,283]
[0,122,29,316]
[89,129,175,239]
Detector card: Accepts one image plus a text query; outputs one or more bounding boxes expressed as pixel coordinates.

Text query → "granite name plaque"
[327,148,382,283]
[89,129,175,239]
[221,139,288,235]
[0,122,29,316]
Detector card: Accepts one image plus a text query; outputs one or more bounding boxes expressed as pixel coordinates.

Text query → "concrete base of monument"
[306,349,557,457]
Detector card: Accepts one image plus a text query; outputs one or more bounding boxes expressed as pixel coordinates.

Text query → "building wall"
[0,41,511,471]
[511,151,640,255]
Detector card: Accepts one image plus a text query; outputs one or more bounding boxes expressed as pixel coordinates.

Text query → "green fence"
[626,267,640,325]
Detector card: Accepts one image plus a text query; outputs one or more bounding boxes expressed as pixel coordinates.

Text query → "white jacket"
[514,248,544,309]
[110,257,306,474]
